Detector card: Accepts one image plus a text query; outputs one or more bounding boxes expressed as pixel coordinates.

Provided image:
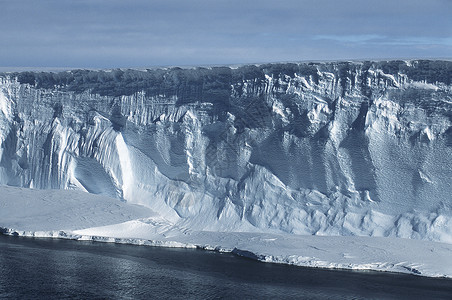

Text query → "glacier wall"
[0,60,451,242]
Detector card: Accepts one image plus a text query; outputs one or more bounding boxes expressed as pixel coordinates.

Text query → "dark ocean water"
[0,235,451,299]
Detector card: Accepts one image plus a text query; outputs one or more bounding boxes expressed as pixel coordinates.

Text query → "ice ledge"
[0,227,198,248]
[1,226,451,279]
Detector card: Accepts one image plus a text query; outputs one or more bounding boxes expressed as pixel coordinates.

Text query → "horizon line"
[1,57,452,73]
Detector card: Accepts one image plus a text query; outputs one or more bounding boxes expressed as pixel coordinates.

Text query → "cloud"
[313,35,385,43]
[313,35,452,47]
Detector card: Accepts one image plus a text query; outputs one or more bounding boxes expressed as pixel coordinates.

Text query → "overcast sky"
[1,0,451,68]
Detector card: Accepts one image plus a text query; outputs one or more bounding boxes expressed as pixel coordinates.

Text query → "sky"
[1,0,451,68]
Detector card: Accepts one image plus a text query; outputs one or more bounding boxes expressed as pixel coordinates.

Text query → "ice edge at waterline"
[1,226,450,279]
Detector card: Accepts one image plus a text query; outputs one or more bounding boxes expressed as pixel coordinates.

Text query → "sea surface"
[0,235,451,299]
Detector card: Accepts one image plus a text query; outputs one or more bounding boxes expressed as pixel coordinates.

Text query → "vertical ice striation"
[0,60,451,242]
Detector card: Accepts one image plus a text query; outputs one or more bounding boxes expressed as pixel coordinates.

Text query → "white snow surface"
[1,185,451,279]
[0,185,154,231]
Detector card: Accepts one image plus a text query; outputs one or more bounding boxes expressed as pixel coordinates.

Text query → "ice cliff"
[0,60,451,242]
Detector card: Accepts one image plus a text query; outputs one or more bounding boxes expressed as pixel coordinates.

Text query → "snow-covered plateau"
[0,60,451,277]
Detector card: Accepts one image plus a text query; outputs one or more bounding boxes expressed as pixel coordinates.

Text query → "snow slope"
[0,185,154,231]
[1,185,451,278]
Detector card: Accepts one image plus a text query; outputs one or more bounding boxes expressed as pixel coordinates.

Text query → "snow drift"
[0,60,451,242]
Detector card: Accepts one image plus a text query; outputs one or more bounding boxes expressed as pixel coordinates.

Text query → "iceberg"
[0,60,451,276]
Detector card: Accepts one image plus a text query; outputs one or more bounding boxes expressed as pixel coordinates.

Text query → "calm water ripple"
[0,235,451,299]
